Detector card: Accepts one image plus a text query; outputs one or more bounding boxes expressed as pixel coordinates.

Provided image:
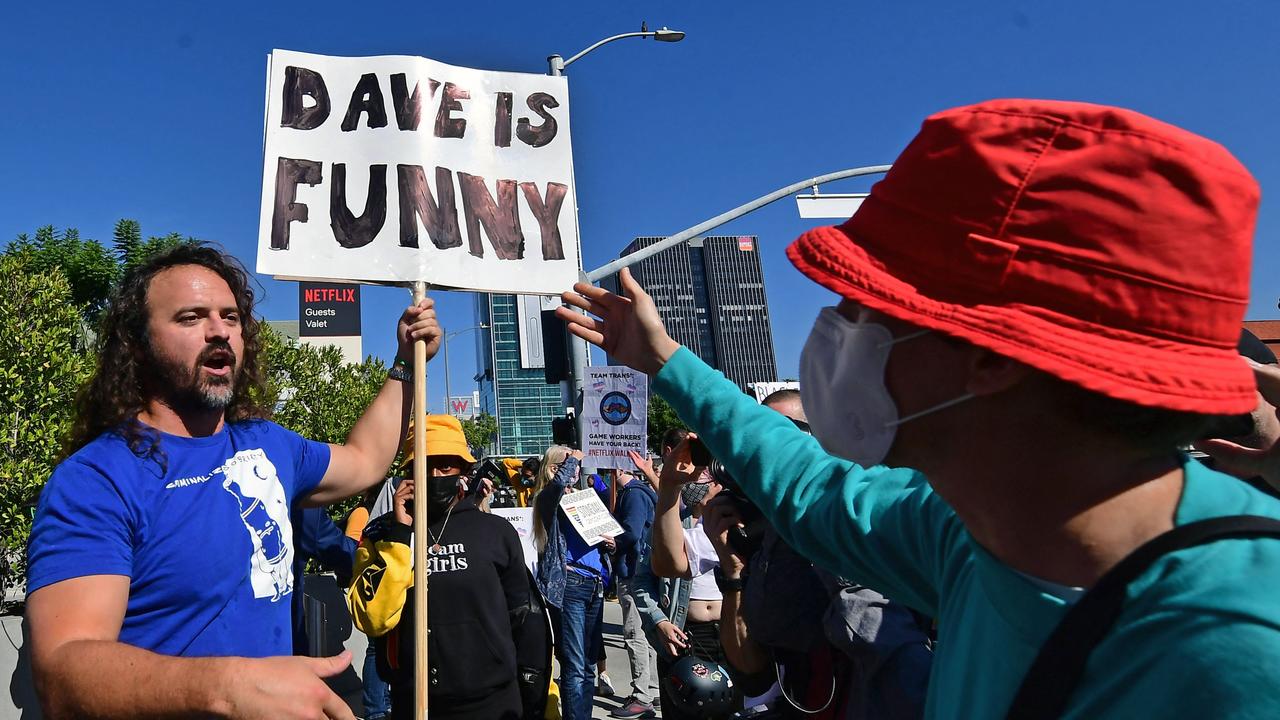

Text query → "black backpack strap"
[1006,515,1280,720]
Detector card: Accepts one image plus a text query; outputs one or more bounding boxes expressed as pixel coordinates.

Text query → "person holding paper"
[25,243,439,720]
[531,446,616,720]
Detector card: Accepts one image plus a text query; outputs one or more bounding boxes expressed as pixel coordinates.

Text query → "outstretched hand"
[1195,360,1280,490]
[556,268,681,376]
[628,450,659,489]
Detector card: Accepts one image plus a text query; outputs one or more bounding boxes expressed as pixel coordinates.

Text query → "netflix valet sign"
[299,282,361,337]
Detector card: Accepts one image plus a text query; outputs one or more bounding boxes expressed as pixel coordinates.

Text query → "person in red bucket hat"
[557,99,1280,719]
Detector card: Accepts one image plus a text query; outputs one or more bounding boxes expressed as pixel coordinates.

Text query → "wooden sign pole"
[412,281,430,719]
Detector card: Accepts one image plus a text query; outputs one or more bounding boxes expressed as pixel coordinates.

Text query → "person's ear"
[963,346,1033,397]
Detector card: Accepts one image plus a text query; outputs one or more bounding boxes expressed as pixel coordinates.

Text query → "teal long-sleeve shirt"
[653,346,1280,719]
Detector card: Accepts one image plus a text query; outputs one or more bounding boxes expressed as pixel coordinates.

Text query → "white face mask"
[799,306,974,466]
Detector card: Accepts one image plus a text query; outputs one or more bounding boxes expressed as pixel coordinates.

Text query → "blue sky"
[3,1,1278,412]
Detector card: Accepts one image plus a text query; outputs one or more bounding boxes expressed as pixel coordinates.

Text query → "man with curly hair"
[25,243,441,719]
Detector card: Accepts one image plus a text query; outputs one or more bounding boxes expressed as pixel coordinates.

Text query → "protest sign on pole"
[559,488,626,545]
[256,49,582,720]
[581,366,648,468]
[257,49,580,293]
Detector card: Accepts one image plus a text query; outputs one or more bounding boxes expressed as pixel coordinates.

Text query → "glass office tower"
[474,293,565,455]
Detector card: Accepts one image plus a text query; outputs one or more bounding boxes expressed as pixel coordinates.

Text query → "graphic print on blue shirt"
[220,449,293,601]
[27,420,330,658]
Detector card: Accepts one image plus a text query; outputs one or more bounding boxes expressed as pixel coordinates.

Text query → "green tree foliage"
[7,226,119,324]
[0,220,401,585]
[260,325,387,444]
[461,412,498,451]
[647,393,687,454]
[114,220,193,278]
[259,325,390,522]
[3,220,201,326]
[0,252,93,590]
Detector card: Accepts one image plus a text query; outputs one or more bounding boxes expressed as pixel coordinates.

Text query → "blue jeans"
[362,641,391,719]
[552,571,603,720]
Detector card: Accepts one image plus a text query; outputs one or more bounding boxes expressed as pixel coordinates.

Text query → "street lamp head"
[653,27,685,42]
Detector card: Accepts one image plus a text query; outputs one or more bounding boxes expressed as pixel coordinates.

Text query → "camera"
[472,456,507,490]
[688,437,713,467]
[708,460,768,559]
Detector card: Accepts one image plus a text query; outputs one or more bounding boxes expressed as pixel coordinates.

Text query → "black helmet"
[662,655,735,718]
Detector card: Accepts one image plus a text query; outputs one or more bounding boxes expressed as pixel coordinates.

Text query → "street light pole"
[443,324,488,417]
[585,165,892,282]
[547,26,685,76]
[545,24,685,461]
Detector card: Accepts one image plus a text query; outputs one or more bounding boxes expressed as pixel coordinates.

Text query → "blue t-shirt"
[27,420,330,658]
[559,512,604,578]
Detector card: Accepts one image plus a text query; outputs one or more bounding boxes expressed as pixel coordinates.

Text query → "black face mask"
[425,474,463,518]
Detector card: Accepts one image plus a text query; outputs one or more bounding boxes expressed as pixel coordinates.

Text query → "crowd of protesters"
[21,97,1280,720]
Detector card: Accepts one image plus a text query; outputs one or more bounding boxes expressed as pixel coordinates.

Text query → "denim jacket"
[533,455,580,609]
[627,516,693,663]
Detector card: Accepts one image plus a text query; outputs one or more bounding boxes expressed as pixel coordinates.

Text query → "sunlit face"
[144,265,244,412]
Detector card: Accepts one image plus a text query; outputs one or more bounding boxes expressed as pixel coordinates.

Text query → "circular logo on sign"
[600,391,632,426]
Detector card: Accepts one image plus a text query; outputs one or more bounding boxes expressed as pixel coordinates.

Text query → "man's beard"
[146,340,240,413]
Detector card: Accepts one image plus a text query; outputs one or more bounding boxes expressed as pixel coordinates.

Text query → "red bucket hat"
[788,99,1259,415]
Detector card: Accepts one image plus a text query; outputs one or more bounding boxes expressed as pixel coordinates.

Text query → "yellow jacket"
[347,515,414,637]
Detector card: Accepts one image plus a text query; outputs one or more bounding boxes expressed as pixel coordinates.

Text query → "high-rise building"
[474,293,565,455]
[603,236,778,390]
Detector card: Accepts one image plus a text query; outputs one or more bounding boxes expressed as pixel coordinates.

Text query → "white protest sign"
[257,49,580,294]
[491,507,537,572]
[558,489,624,546]
[582,366,648,468]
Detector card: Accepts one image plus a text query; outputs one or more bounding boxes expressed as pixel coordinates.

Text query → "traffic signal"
[551,413,578,448]
[541,309,570,384]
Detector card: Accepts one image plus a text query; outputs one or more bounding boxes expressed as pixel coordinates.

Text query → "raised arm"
[557,269,958,615]
[649,439,703,579]
[533,451,582,531]
[306,297,442,505]
[28,576,353,719]
[701,498,769,676]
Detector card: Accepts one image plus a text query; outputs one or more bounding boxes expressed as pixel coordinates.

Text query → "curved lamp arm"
[548,28,684,75]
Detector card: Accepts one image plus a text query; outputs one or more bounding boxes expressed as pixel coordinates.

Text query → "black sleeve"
[498,522,532,631]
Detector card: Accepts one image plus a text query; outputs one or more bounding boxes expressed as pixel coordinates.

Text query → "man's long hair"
[63,243,271,460]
